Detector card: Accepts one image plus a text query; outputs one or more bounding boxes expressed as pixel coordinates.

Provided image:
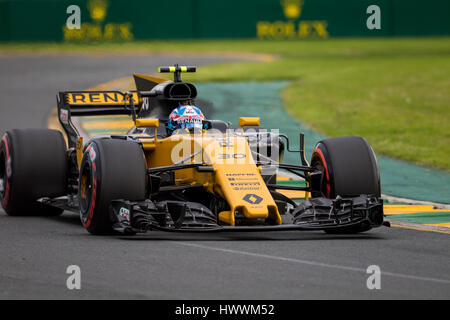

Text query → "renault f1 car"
[0,65,386,235]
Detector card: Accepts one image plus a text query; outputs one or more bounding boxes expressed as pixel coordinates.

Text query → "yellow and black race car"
[0,65,386,235]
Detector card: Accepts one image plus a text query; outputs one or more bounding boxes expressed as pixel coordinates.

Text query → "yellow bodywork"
[136,130,282,226]
[76,137,83,169]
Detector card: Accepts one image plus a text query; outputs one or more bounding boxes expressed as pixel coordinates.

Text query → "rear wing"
[58,91,140,116]
[57,90,141,148]
[57,65,197,148]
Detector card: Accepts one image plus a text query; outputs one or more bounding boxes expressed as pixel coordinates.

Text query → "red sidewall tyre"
[0,129,67,216]
[310,136,381,234]
[311,136,380,199]
[79,139,146,235]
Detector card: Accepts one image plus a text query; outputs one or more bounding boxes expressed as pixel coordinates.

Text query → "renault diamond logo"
[243,194,263,204]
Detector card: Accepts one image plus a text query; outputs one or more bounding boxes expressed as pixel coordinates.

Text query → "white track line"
[174,242,450,285]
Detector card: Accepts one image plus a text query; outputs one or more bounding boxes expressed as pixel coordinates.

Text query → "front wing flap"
[292,194,384,230]
[108,194,385,234]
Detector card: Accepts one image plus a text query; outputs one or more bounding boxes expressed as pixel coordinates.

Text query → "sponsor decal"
[243,194,263,205]
[281,0,303,19]
[257,0,329,39]
[60,109,69,124]
[169,105,205,124]
[231,182,260,186]
[66,92,139,105]
[119,207,130,221]
[184,106,197,115]
[142,97,150,111]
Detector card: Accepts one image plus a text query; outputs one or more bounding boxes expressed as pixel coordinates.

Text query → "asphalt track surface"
[0,54,449,300]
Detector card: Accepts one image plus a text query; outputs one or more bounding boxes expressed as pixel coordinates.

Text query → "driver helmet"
[168,105,205,134]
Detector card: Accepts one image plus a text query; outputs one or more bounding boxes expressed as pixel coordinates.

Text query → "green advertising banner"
[0,0,449,42]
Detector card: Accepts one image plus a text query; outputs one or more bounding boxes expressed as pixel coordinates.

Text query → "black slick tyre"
[0,129,67,216]
[310,136,381,234]
[78,139,146,235]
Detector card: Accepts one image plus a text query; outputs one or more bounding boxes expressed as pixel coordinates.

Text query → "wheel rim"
[0,151,6,199]
[79,161,93,218]
[311,157,331,198]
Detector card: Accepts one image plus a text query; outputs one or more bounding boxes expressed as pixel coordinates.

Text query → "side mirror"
[238,117,260,128]
[135,118,159,141]
[136,118,159,128]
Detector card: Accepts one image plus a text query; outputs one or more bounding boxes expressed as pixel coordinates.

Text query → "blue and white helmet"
[168,105,205,133]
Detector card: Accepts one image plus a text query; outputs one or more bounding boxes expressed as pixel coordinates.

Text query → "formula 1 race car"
[0,65,385,235]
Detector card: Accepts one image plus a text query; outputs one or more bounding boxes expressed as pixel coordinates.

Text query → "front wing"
[108,194,386,234]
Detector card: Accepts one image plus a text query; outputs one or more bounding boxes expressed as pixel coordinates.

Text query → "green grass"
[1,38,449,169]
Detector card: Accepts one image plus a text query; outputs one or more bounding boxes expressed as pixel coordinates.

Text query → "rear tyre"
[0,129,67,216]
[310,136,380,234]
[79,139,146,235]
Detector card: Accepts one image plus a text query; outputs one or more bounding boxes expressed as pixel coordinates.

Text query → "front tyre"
[79,139,146,235]
[310,136,381,234]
